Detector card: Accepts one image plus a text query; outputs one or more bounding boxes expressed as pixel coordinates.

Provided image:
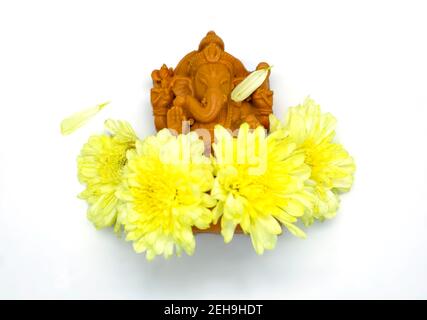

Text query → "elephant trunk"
[186,88,227,123]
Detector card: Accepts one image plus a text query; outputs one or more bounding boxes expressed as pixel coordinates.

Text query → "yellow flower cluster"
[77,98,355,260]
[270,98,356,225]
[116,130,216,259]
[212,124,313,254]
[77,119,137,233]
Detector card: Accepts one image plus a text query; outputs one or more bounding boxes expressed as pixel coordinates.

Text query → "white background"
[1,0,426,299]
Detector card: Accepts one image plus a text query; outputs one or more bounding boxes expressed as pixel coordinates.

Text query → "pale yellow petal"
[61,101,110,135]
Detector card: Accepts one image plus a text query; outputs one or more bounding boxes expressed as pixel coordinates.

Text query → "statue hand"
[256,62,270,71]
[254,62,271,91]
[245,114,261,129]
[173,95,186,108]
[251,62,273,110]
[167,106,186,133]
[252,87,273,101]
[151,87,174,110]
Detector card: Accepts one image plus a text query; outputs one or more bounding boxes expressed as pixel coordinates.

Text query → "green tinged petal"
[61,101,110,135]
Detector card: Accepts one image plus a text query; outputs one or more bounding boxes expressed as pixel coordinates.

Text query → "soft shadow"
[132,232,311,299]
[93,214,343,299]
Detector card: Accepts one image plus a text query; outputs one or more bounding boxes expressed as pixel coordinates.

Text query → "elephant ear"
[172,76,193,97]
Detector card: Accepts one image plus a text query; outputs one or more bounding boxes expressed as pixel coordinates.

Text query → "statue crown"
[198,31,224,51]
[190,32,233,75]
[175,31,248,78]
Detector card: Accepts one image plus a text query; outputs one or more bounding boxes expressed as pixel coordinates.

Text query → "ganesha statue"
[150,31,273,138]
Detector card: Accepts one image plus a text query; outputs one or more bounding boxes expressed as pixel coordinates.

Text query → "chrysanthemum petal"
[283,222,306,239]
[212,123,313,254]
[61,101,109,135]
[77,120,138,233]
[117,130,214,260]
[221,218,237,243]
[277,98,355,222]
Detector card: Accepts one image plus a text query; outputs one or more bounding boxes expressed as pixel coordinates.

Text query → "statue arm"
[240,102,261,129]
[151,64,175,131]
[151,88,172,131]
[250,62,273,129]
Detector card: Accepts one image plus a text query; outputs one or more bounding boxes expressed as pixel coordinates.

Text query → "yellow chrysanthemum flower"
[270,98,356,225]
[116,129,216,260]
[77,119,137,233]
[211,123,313,254]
